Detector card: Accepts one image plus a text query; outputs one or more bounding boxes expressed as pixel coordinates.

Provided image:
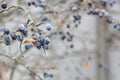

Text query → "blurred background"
[0,0,120,80]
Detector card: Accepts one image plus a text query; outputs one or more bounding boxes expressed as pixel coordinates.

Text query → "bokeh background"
[0,0,120,80]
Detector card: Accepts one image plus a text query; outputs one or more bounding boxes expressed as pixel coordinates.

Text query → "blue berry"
[35,41,41,49]
[25,43,33,50]
[44,39,50,45]
[99,0,107,6]
[43,44,49,50]
[0,27,5,32]
[43,73,49,78]
[4,28,10,35]
[10,34,17,40]
[41,15,48,21]
[17,34,24,42]
[28,2,32,6]
[71,6,77,11]
[73,15,81,22]
[32,35,37,40]
[115,24,120,30]
[18,24,25,32]
[4,35,11,46]
[61,35,66,40]
[45,23,52,31]
[1,2,7,9]
[88,2,92,7]
[22,29,28,36]
[38,36,45,43]
[49,73,53,78]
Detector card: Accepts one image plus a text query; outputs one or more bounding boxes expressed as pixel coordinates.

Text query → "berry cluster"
[28,0,46,8]
[87,1,120,30]
[2,24,27,45]
[0,0,120,80]
[43,72,54,78]
[2,23,50,50]
[35,36,50,50]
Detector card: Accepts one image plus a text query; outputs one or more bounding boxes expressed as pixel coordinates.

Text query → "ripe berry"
[1,2,7,9]
[4,28,10,35]
[44,39,50,45]
[25,43,33,50]
[41,15,48,21]
[88,2,92,7]
[70,44,74,48]
[0,27,5,32]
[43,73,49,78]
[66,24,70,28]
[38,36,45,43]
[61,35,66,40]
[22,29,28,36]
[71,6,77,11]
[4,35,11,46]
[73,15,81,22]
[28,2,32,6]
[49,73,54,78]
[43,44,49,50]
[45,23,52,31]
[43,73,53,78]
[18,24,25,32]
[32,35,37,40]
[11,34,17,40]
[17,35,24,42]
[35,41,41,49]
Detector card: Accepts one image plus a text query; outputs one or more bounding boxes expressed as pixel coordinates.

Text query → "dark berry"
[11,34,17,40]
[45,23,52,31]
[1,2,7,9]
[41,15,48,21]
[70,44,74,48]
[17,34,24,42]
[66,24,70,28]
[43,44,49,50]
[4,35,11,46]
[18,24,25,32]
[49,73,54,78]
[31,1,35,5]
[32,35,37,40]
[38,36,45,44]
[43,73,49,78]
[28,2,31,6]
[44,39,50,45]
[4,28,10,35]
[61,35,66,40]
[22,29,28,36]
[99,64,102,68]
[29,71,36,78]
[88,2,92,7]
[36,41,41,49]
[25,43,33,50]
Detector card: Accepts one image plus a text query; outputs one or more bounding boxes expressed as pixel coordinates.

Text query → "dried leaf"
[82,60,89,69]
[57,19,63,27]
[23,38,36,44]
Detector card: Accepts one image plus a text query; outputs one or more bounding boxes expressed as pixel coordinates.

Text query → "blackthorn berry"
[35,41,41,49]
[25,43,33,50]
[10,34,17,40]
[43,44,49,50]
[45,23,52,31]
[1,2,7,9]
[18,24,25,32]
[17,34,24,42]
[4,35,11,46]
[4,28,10,35]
